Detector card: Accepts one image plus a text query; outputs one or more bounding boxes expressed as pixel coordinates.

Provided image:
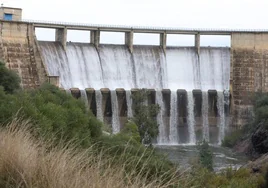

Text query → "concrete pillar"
[208,90,217,126]
[70,88,81,99]
[100,88,110,116]
[193,89,202,126]
[55,27,67,51]
[160,32,167,53]
[116,88,127,129]
[162,89,171,116]
[147,89,156,106]
[195,33,200,55]
[125,31,133,53]
[85,88,95,110]
[116,88,126,116]
[91,30,100,49]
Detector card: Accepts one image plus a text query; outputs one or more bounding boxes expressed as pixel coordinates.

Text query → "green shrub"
[0,83,102,147]
[0,61,20,94]
[131,89,160,144]
[92,134,176,185]
[222,129,243,148]
[119,120,141,143]
[198,140,213,171]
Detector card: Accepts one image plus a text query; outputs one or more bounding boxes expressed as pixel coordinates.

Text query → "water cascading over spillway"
[126,90,133,118]
[80,90,89,111]
[156,90,168,144]
[199,48,230,91]
[111,90,120,134]
[187,91,196,144]
[95,90,103,122]
[202,92,209,142]
[169,91,179,144]
[217,91,225,144]
[40,41,230,145]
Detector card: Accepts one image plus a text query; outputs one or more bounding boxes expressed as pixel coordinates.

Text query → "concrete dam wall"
[1,20,268,145]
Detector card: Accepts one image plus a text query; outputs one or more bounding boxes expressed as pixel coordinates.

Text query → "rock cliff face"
[235,121,268,159]
[0,21,47,88]
[251,122,268,156]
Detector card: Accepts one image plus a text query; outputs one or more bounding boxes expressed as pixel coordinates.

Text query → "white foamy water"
[80,90,89,111]
[65,43,104,89]
[40,42,72,88]
[217,91,225,144]
[126,90,133,118]
[202,91,209,142]
[133,46,167,89]
[111,90,120,134]
[169,91,179,144]
[95,90,103,122]
[166,47,200,91]
[98,45,136,89]
[187,91,196,144]
[200,48,230,91]
[156,90,168,144]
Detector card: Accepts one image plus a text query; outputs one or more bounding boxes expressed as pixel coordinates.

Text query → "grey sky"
[3,0,268,46]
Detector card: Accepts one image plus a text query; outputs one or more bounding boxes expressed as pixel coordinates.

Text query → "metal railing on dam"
[2,19,268,35]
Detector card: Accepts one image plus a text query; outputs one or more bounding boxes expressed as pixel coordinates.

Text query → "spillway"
[156,90,168,144]
[169,91,179,144]
[202,91,209,142]
[126,90,133,118]
[39,41,230,145]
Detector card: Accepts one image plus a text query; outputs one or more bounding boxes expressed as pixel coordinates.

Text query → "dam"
[1,6,268,145]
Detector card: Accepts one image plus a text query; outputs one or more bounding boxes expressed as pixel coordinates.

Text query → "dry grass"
[0,119,178,188]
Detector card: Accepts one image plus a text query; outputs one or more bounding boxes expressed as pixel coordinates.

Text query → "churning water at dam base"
[40,41,231,145]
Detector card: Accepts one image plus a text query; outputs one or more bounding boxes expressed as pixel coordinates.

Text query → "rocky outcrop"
[251,122,268,155]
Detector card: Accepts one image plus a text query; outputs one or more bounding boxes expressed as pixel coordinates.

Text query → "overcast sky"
[2,0,268,46]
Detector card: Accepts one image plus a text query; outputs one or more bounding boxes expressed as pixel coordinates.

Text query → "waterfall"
[166,48,200,91]
[111,90,120,134]
[224,90,230,131]
[217,91,225,144]
[169,91,179,144]
[80,90,89,111]
[95,90,103,122]
[126,90,133,118]
[133,46,167,89]
[202,91,209,142]
[187,91,196,144]
[156,90,168,144]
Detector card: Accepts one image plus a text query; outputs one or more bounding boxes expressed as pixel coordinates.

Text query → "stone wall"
[0,21,47,88]
[231,33,268,126]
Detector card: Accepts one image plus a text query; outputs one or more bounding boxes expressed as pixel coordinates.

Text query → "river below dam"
[155,145,248,171]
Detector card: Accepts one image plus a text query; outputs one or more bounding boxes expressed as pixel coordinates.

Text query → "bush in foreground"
[198,140,213,171]
[0,119,178,188]
[0,61,20,94]
[0,83,102,147]
[0,119,266,188]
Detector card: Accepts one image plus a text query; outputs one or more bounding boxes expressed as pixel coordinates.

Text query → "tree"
[131,89,160,144]
[0,61,20,94]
